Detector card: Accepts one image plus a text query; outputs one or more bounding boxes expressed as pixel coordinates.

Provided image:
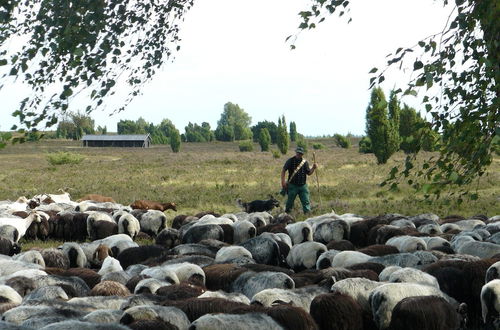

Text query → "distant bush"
[359,136,373,153]
[333,134,351,149]
[46,152,85,165]
[296,137,308,153]
[312,143,325,150]
[272,149,281,158]
[258,128,271,152]
[170,128,181,153]
[239,140,254,152]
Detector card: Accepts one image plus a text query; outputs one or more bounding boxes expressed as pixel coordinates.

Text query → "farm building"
[82,134,152,147]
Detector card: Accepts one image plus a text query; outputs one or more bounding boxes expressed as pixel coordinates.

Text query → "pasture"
[1,138,499,220]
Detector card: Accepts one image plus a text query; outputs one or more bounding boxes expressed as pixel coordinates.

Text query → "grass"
[0,138,499,224]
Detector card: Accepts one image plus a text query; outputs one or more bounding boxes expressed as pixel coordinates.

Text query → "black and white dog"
[237,195,280,213]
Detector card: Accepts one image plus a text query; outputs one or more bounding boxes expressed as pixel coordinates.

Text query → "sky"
[0,0,454,136]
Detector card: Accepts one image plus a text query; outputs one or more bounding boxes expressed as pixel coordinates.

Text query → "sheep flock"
[0,192,499,329]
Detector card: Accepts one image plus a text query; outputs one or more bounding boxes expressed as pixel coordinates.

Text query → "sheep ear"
[331,276,337,284]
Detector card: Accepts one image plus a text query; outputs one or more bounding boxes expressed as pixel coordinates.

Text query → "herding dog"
[237,195,280,213]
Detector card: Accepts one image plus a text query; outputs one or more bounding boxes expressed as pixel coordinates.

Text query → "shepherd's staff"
[312,152,322,209]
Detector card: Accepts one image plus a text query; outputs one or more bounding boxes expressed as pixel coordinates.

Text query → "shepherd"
[280,146,318,214]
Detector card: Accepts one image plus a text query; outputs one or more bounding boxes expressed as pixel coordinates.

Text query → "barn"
[82,134,152,148]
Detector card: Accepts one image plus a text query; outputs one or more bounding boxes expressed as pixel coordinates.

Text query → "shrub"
[296,137,308,153]
[239,140,253,152]
[170,128,181,153]
[312,143,325,150]
[359,136,372,153]
[46,152,85,165]
[333,134,351,149]
[258,128,271,152]
[272,149,281,158]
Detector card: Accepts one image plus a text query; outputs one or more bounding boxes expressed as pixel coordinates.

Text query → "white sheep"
[232,220,256,244]
[215,246,253,264]
[388,267,440,288]
[369,282,456,329]
[140,266,179,284]
[385,235,427,252]
[331,277,385,311]
[286,241,327,271]
[285,222,313,245]
[117,213,141,239]
[251,285,329,312]
[98,256,123,276]
[0,211,44,242]
[481,279,500,326]
[139,209,168,236]
[190,313,283,330]
[330,250,371,268]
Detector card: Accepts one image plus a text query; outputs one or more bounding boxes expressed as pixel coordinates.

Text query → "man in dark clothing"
[280,146,317,213]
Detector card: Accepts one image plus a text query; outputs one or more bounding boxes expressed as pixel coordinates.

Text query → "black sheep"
[117,245,167,270]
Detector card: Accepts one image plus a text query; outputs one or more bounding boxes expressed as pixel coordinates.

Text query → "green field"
[1,139,499,221]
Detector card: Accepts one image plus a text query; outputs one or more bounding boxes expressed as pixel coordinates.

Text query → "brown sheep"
[90,280,130,296]
[357,244,400,257]
[310,292,375,330]
[78,194,116,203]
[155,283,205,300]
[131,200,177,212]
[265,305,318,330]
[203,264,248,291]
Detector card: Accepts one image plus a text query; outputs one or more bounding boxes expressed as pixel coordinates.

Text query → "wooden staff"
[312,152,322,209]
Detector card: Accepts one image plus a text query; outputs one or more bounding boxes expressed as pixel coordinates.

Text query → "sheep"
[379,266,403,281]
[240,236,284,266]
[40,248,70,269]
[370,252,434,268]
[82,309,123,324]
[0,284,23,304]
[310,292,370,330]
[155,228,181,249]
[170,244,218,259]
[215,246,253,264]
[130,200,177,212]
[86,211,115,239]
[387,296,462,330]
[0,211,44,242]
[0,259,44,277]
[134,278,172,294]
[357,244,399,256]
[90,280,130,296]
[162,255,214,269]
[198,290,250,304]
[31,274,91,297]
[78,194,116,203]
[156,282,205,300]
[172,214,198,229]
[0,224,19,243]
[286,241,327,271]
[68,296,128,310]
[419,236,450,250]
[182,224,224,244]
[423,258,498,327]
[140,266,179,284]
[117,213,141,239]
[101,270,131,286]
[189,313,284,330]
[60,242,88,268]
[57,267,102,289]
[390,219,416,229]
[232,220,256,244]
[139,210,167,236]
[481,279,500,328]
[2,305,88,326]
[230,271,295,298]
[486,261,500,283]
[388,267,440,288]
[203,264,248,292]
[312,219,350,244]
[315,250,340,269]
[39,320,130,330]
[457,240,500,259]
[116,245,166,270]
[369,282,457,329]
[250,285,329,312]
[385,235,427,252]
[120,305,190,329]
[0,237,21,256]
[262,304,318,330]
[285,222,313,245]
[98,256,123,276]
[331,277,385,311]
[246,212,273,228]
[330,250,372,268]
[23,285,68,302]
[161,262,206,286]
